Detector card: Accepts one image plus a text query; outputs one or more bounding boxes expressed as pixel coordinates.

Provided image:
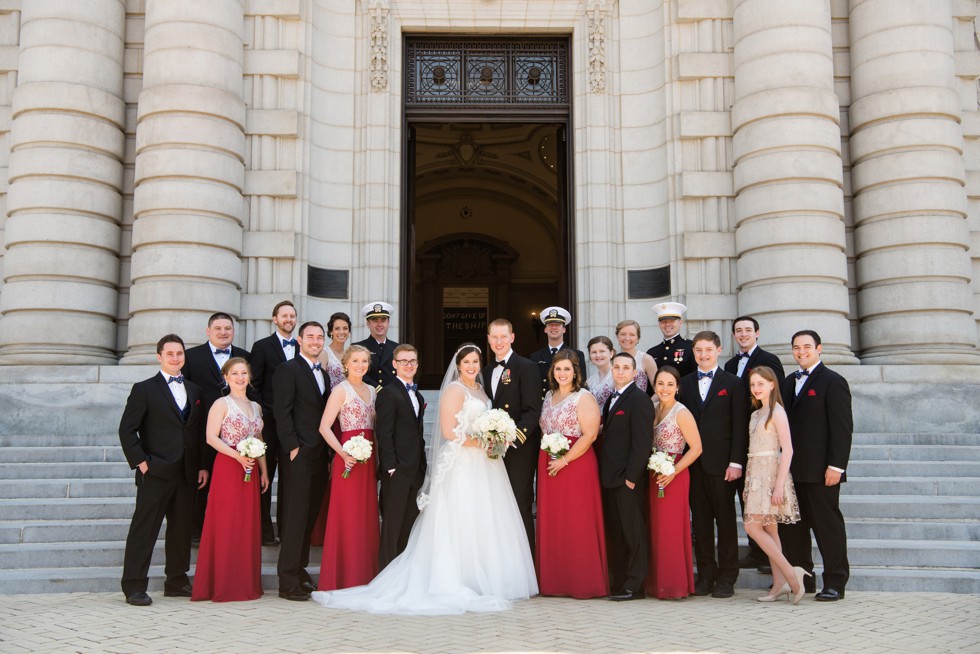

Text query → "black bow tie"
[282,338,297,347]
[795,369,810,380]
[405,382,417,392]
[610,390,622,400]
[312,363,322,371]
[737,351,750,359]
[168,375,184,384]
[697,370,714,380]
[495,360,506,367]
[214,348,231,355]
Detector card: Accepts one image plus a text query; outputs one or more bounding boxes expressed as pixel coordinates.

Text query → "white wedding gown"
[311,385,538,615]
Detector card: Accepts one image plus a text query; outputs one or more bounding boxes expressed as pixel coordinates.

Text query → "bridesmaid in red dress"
[645,366,703,599]
[536,350,608,598]
[192,358,268,602]
[317,344,379,590]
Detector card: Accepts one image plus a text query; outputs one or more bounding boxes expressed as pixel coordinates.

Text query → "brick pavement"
[0,590,977,654]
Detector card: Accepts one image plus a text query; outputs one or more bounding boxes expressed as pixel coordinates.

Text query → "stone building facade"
[0,0,978,373]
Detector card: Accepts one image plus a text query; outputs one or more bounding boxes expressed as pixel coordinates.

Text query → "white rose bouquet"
[540,432,570,459]
[472,408,519,459]
[235,436,267,482]
[647,450,676,498]
[341,433,373,479]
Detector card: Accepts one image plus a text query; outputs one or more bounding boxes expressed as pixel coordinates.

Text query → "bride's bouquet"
[647,450,676,498]
[235,436,267,482]
[472,408,519,459]
[341,433,373,478]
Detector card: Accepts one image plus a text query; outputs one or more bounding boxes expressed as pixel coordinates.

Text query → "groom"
[482,318,542,552]
[376,344,427,570]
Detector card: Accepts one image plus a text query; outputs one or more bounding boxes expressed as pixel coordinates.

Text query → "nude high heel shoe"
[756,583,790,603]
[791,567,812,605]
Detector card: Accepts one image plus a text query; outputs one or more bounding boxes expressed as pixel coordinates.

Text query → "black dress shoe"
[756,565,772,574]
[815,588,844,601]
[738,556,765,569]
[711,581,734,598]
[609,589,645,601]
[125,592,152,606]
[693,580,714,596]
[300,580,316,594]
[279,586,311,601]
[163,584,193,597]
[262,536,280,546]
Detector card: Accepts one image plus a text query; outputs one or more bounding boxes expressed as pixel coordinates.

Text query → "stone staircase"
[1,425,978,593]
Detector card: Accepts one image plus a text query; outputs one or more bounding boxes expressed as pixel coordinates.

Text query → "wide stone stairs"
[0,429,978,593]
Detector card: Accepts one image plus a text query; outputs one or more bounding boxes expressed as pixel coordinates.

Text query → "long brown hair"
[547,349,583,393]
[749,365,784,429]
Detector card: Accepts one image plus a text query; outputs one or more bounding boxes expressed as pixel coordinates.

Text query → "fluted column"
[122,0,246,362]
[0,0,126,364]
[731,0,856,362]
[849,0,979,363]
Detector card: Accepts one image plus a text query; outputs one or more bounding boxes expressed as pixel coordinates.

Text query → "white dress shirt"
[736,346,756,378]
[300,353,326,395]
[398,376,420,416]
[697,366,718,402]
[278,332,296,360]
[210,343,231,370]
[607,381,633,411]
[794,360,821,396]
[491,350,513,397]
[161,370,187,410]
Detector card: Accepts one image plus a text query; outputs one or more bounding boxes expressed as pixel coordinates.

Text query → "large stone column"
[0,1,126,364]
[849,0,979,363]
[731,0,856,361]
[122,0,246,362]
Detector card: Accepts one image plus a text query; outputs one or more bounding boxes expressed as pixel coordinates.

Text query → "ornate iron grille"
[406,38,569,108]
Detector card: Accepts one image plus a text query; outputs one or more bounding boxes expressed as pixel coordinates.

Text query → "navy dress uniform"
[646,302,695,377]
[353,301,400,391]
[528,306,587,397]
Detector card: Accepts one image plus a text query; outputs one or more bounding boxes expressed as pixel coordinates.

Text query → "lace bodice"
[219,396,263,448]
[627,352,649,391]
[587,370,614,409]
[540,390,584,438]
[653,401,686,455]
[454,383,492,438]
[338,380,376,431]
[748,406,783,456]
[323,347,345,389]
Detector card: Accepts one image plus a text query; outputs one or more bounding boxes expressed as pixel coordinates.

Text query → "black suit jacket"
[679,368,750,475]
[375,381,427,476]
[647,336,695,377]
[598,384,654,488]
[528,344,588,397]
[780,363,853,484]
[182,342,253,410]
[354,337,399,390]
[723,346,786,386]
[250,333,294,416]
[118,373,206,485]
[273,356,332,455]
[481,353,543,446]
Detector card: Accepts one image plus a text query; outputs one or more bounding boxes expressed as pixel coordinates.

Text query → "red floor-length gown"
[536,389,609,598]
[192,397,264,602]
[645,401,695,599]
[317,381,380,590]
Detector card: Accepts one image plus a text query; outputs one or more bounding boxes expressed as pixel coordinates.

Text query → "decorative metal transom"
[405,38,569,108]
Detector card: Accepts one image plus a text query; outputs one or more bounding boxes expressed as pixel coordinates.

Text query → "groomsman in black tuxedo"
[647,302,696,378]
[528,306,587,397]
[679,331,750,598]
[249,300,298,545]
[376,344,427,570]
[723,315,785,571]
[118,334,209,606]
[182,312,251,542]
[600,352,654,601]
[354,301,400,392]
[273,321,331,601]
[482,318,542,551]
[779,330,852,601]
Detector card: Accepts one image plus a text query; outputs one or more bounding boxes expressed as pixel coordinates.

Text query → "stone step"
[0,462,132,480]
[736,517,980,542]
[0,446,128,464]
[0,434,121,447]
[851,433,979,446]
[841,477,980,496]
[733,566,980,594]
[0,498,139,520]
[850,444,980,462]
[0,478,285,499]
[844,461,979,477]
[839,495,980,520]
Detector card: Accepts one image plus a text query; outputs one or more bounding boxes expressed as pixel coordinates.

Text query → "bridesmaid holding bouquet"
[192,358,268,602]
[645,366,702,599]
[317,344,380,590]
[536,350,608,598]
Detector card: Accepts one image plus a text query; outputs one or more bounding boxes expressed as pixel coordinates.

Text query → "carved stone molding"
[369,0,390,93]
[587,0,608,94]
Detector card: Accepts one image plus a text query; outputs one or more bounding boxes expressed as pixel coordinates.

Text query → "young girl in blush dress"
[317,344,379,590]
[744,366,808,604]
[192,358,268,602]
[645,366,702,599]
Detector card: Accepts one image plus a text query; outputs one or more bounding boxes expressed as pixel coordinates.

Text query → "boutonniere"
[717,388,728,397]
[807,389,817,397]
[501,369,512,384]
[423,402,428,410]
[195,399,201,405]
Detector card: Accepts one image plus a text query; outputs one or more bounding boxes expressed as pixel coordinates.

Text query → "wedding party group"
[117,298,853,614]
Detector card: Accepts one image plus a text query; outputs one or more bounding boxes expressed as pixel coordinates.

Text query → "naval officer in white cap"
[353,302,400,391]
[529,306,587,397]
[646,302,695,377]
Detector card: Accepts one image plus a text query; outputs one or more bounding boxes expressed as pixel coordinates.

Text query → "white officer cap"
[541,306,571,326]
[653,302,687,321]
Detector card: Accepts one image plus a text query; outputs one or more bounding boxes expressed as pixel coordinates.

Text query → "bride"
[311,343,538,615]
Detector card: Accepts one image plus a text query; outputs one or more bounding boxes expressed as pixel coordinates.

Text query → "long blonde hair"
[749,365,783,429]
